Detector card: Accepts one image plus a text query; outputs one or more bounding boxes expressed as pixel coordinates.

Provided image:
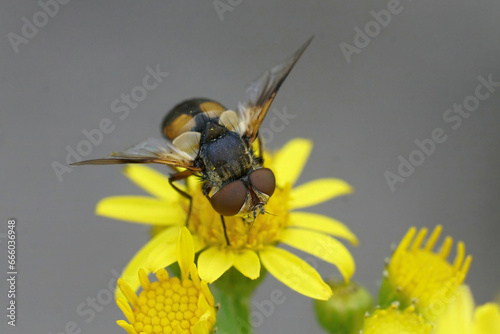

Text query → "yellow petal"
[197,292,210,313]
[272,138,312,187]
[146,241,177,273]
[138,269,150,290]
[177,227,195,279]
[259,247,332,300]
[280,229,355,281]
[116,320,138,334]
[192,318,210,334]
[115,226,179,299]
[433,285,473,334]
[116,297,134,323]
[187,264,200,288]
[122,164,183,200]
[233,250,261,279]
[148,228,209,274]
[192,234,207,253]
[117,278,139,307]
[201,281,215,306]
[96,196,184,225]
[289,211,358,245]
[197,247,234,283]
[289,179,353,209]
[193,308,215,334]
[156,268,170,281]
[472,303,500,334]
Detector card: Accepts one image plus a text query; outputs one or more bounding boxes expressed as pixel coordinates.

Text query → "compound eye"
[209,181,247,216]
[250,168,276,197]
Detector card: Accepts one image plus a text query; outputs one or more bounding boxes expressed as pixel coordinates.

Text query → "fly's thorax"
[198,122,254,184]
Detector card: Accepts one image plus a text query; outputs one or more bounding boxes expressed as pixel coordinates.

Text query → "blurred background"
[1,1,499,333]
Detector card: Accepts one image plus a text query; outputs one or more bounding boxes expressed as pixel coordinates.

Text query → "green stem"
[212,267,267,334]
[213,289,251,334]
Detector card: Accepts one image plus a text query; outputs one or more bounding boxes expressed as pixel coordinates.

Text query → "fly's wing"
[238,36,313,143]
[70,138,200,171]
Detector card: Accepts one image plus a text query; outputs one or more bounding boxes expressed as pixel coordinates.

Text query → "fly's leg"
[220,215,230,245]
[168,170,193,227]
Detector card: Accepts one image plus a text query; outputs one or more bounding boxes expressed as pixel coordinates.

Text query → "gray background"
[1,1,499,333]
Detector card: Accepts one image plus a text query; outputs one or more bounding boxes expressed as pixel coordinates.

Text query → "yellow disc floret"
[363,304,433,334]
[186,181,291,251]
[116,268,215,334]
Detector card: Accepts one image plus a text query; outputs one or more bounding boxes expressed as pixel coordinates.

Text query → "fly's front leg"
[220,215,230,246]
[168,170,193,227]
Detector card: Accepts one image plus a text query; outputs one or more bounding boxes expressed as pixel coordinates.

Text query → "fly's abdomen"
[161,98,226,140]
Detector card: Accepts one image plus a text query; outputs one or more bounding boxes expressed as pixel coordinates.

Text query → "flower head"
[116,227,216,334]
[379,225,472,321]
[98,139,357,300]
[362,304,433,334]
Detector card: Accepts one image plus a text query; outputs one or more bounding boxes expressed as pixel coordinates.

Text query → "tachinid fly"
[72,37,313,244]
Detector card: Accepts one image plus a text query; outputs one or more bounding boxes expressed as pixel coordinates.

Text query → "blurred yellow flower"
[363,304,433,334]
[116,227,216,334]
[433,285,500,334]
[379,225,472,321]
[98,138,357,300]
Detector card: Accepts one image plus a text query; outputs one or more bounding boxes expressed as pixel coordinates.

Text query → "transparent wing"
[70,137,199,171]
[238,36,313,142]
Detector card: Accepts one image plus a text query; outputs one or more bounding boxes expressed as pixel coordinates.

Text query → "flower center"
[363,305,432,334]
[132,276,206,333]
[186,182,292,251]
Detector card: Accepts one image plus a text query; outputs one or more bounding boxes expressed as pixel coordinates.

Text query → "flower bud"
[315,279,373,334]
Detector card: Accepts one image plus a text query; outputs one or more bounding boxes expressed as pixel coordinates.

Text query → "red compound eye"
[249,168,275,197]
[209,180,247,216]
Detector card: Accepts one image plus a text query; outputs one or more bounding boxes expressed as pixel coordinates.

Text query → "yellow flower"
[98,138,357,300]
[379,225,472,321]
[363,304,433,334]
[116,227,216,334]
[433,285,500,334]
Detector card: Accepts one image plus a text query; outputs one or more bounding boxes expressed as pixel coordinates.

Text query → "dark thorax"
[196,121,255,192]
